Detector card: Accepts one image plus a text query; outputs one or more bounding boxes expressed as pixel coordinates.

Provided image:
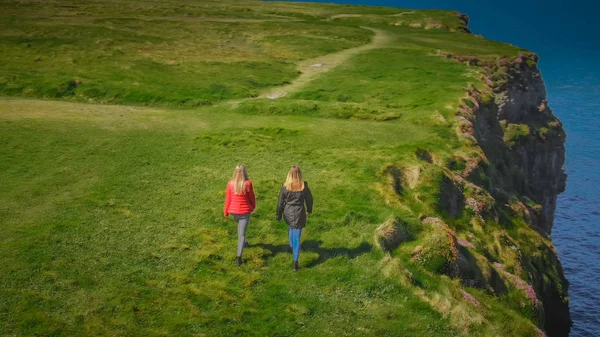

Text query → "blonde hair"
[231,164,249,195]
[284,166,304,192]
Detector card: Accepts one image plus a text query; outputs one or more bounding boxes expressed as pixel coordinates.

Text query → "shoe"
[237,256,242,266]
[293,261,298,272]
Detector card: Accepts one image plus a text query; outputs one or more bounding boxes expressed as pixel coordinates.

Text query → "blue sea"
[293,1,600,335]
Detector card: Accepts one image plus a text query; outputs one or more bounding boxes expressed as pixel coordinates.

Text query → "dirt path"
[4,24,394,110]
[258,27,393,99]
[328,14,363,20]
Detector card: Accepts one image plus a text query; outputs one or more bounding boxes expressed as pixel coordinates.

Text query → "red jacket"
[224,180,256,216]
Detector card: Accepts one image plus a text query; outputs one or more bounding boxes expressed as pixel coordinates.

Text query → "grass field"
[1,99,458,336]
[1,1,552,336]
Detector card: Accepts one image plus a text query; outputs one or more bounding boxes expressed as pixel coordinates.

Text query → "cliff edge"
[448,51,571,335]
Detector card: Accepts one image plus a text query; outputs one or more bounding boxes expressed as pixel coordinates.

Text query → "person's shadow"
[252,240,372,268]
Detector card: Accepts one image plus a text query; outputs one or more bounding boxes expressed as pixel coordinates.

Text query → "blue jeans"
[288,228,302,262]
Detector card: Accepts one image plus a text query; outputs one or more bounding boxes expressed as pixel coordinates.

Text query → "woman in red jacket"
[224,164,256,266]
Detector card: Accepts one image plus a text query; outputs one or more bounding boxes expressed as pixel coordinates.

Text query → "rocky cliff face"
[379,52,572,335]
[460,54,571,336]
[474,58,567,235]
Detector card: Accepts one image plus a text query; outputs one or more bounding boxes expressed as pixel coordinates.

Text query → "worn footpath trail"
[259,27,393,99]
[2,14,394,109]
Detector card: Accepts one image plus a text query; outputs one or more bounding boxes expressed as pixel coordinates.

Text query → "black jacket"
[276,182,313,229]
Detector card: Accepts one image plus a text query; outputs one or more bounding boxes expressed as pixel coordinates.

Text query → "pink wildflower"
[458,239,475,249]
[461,289,481,307]
[495,266,539,307]
[536,328,547,337]
[493,262,505,270]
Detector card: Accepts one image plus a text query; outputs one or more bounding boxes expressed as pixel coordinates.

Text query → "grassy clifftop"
[0,0,524,108]
[0,1,568,337]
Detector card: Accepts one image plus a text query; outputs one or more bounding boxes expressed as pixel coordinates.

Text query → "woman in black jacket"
[277,166,313,271]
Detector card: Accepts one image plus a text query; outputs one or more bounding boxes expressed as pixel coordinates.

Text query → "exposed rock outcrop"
[454,54,571,336]
[453,12,472,33]
[473,61,566,235]
[438,175,465,218]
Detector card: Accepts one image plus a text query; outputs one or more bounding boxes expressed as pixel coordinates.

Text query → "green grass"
[0,100,459,336]
[502,123,531,148]
[0,15,372,106]
[389,26,527,59]
[0,0,521,108]
[289,47,472,120]
[0,1,557,336]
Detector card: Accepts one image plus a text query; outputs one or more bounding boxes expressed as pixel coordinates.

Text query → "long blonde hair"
[231,164,249,195]
[284,166,304,192]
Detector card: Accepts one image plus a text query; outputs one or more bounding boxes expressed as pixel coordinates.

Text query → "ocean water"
[292,1,600,335]
[550,73,600,337]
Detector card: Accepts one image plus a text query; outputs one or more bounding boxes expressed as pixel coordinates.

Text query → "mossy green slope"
[0,1,565,336]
